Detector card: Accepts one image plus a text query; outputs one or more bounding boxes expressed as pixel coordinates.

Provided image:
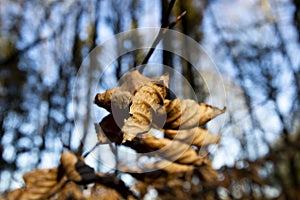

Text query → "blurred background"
[0,0,299,199]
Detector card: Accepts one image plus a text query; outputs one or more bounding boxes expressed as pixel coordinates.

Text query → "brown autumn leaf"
[141,134,204,166]
[149,160,195,174]
[197,159,220,187]
[122,75,169,142]
[132,182,148,198]
[99,114,123,144]
[60,152,83,183]
[99,116,214,167]
[164,127,221,147]
[55,182,86,200]
[94,70,167,112]
[163,99,226,129]
[10,168,66,200]
[122,166,169,184]
[60,152,135,198]
[118,70,153,94]
[5,188,24,200]
[60,152,100,185]
[92,69,226,195]
[94,87,118,112]
[94,71,170,143]
[89,183,121,200]
[94,123,110,144]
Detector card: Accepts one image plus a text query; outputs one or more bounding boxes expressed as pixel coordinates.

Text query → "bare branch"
[139,11,186,72]
[139,0,186,73]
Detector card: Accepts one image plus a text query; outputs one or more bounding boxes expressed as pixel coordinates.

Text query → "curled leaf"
[118,70,153,94]
[163,99,226,129]
[198,102,226,126]
[60,152,82,183]
[164,127,221,147]
[141,134,204,166]
[99,114,123,144]
[55,182,86,200]
[197,159,220,187]
[60,152,98,184]
[12,168,66,200]
[89,183,122,200]
[94,87,118,112]
[94,123,109,144]
[122,75,168,142]
[94,70,164,112]
[59,152,134,199]
[150,160,194,174]
[6,188,24,200]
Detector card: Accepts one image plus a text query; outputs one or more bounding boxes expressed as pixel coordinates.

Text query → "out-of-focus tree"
[1,0,300,199]
[203,0,300,199]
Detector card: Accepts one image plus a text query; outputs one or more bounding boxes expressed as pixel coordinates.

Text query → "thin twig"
[82,141,102,158]
[139,10,187,73]
[163,0,176,27]
[166,10,187,30]
[138,0,177,72]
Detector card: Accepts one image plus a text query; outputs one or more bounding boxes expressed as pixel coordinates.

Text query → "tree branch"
[139,0,186,73]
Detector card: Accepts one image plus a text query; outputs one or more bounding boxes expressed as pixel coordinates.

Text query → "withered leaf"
[118,70,153,94]
[94,87,118,112]
[149,160,194,174]
[13,168,66,200]
[198,102,226,126]
[132,182,148,198]
[60,152,98,184]
[89,183,121,200]
[141,134,204,166]
[94,123,109,144]
[95,71,170,143]
[197,159,220,187]
[164,127,221,147]
[94,70,149,112]
[60,152,134,198]
[55,182,86,200]
[6,188,24,200]
[99,114,123,144]
[60,152,83,183]
[94,70,168,112]
[163,99,226,129]
[122,75,168,142]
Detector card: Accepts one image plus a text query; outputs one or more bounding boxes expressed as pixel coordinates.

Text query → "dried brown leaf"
[94,123,109,144]
[60,152,134,198]
[94,87,118,112]
[142,134,204,166]
[94,71,148,113]
[164,127,221,147]
[197,160,220,187]
[132,182,148,198]
[89,183,121,200]
[163,99,226,129]
[122,76,168,142]
[60,152,101,185]
[6,188,24,200]
[94,87,132,129]
[55,182,86,200]
[150,160,194,174]
[60,152,83,183]
[99,114,123,144]
[198,102,226,126]
[118,70,153,94]
[94,70,168,112]
[15,168,66,200]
